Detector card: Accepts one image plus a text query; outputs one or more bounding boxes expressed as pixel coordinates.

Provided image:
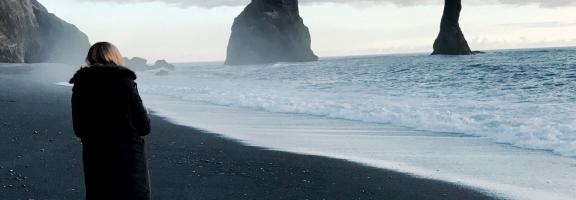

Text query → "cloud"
[494,21,576,28]
[76,0,576,8]
[491,0,576,8]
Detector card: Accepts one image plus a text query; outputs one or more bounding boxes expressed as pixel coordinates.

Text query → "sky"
[41,0,576,63]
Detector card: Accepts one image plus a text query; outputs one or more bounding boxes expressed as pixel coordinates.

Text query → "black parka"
[70,66,151,200]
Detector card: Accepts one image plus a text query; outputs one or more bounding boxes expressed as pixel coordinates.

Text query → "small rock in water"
[152,60,175,71]
[155,70,169,76]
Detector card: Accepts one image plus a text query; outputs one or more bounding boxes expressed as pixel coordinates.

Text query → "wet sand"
[0,65,496,199]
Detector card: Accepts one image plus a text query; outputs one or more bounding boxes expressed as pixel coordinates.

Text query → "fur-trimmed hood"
[70,66,137,84]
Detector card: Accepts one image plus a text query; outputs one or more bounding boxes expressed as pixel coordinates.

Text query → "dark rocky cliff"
[0,0,37,63]
[225,0,318,65]
[432,0,473,55]
[0,0,90,64]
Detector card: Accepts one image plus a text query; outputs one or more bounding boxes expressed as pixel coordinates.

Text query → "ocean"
[138,47,576,200]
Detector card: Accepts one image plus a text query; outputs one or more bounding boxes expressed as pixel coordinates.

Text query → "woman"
[70,42,151,200]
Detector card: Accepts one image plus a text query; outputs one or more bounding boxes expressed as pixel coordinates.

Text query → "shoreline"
[0,65,497,199]
[143,94,576,200]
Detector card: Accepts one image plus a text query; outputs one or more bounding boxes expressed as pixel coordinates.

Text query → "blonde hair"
[85,42,125,66]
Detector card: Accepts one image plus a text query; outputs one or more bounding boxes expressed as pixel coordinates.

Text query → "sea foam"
[139,48,576,158]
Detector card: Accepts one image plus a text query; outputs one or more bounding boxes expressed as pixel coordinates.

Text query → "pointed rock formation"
[0,0,90,64]
[225,0,318,65]
[432,0,473,55]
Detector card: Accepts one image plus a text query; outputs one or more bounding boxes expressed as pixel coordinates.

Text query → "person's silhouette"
[70,42,151,200]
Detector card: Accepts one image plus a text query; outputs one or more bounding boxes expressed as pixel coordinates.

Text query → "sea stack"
[0,0,90,64]
[432,0,473,55]
[225,0,318,65]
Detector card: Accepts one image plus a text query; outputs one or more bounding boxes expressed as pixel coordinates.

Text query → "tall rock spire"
[432,0,473,55]
[225,0,318,65]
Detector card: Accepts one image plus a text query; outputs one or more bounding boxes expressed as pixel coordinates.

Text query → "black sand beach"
[0,65,497,200]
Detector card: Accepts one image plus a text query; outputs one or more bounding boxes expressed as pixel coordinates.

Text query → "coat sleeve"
[131,83,151,136]
[71,85,85,138]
